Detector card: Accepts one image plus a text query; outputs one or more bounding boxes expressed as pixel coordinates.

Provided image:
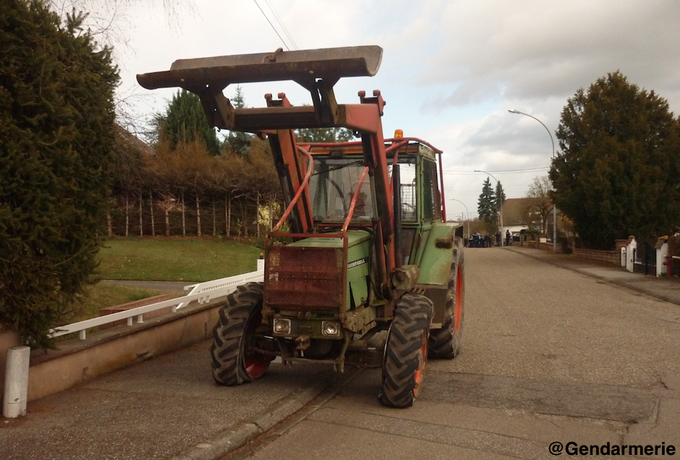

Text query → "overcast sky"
[109,0,680,220]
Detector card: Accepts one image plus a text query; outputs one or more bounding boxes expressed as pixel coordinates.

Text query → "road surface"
[222,248,680,460]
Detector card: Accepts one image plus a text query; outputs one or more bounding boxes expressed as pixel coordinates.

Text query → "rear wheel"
[379,293,434,408]
[210,282,272,385]
[428,237,465,359]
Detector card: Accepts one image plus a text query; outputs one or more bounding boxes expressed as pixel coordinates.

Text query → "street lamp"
[449,198,470,240]
[474,169,504,246]
[508,109,557,253]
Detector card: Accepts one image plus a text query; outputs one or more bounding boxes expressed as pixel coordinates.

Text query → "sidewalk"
[506,245,680,307]
[1,339,342,460]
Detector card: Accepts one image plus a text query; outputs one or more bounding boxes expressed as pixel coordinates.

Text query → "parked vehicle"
[137,46,465,407]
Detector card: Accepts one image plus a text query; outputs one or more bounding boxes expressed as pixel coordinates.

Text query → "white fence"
[48,259,265,340]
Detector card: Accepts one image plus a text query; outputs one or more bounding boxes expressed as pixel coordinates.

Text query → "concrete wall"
[537,242,561,253]
[1,299,225,404]
[572,248,619,265]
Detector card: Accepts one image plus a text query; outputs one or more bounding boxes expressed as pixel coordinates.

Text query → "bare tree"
[525,175,554,235]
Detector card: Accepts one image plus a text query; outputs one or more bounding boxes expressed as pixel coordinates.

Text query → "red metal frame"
[342,166,370,232]
[272,146,314,232]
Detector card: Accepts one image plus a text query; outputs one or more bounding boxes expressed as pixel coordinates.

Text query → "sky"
[101,0,680,221]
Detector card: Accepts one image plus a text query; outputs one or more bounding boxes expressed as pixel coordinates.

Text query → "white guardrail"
[49,259,265,340]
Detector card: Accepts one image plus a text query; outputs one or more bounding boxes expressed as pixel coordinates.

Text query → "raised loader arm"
[137,46,382,131]
[137,46,394,276]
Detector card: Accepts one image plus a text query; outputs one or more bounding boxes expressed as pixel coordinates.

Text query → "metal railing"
[48,259,265,341]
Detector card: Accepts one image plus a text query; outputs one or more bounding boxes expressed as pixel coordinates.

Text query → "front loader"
[137,46,465,408]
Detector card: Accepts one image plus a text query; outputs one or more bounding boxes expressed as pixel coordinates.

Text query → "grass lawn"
[96,237,263,282]
[67,283,174,324]
[57,237,262,325]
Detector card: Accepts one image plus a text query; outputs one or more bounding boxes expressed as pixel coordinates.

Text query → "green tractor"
[138,46,465,408]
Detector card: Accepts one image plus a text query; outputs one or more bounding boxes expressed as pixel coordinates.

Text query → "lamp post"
[474,169,503,245]
[508,109,557,253]
[449,198,470,239]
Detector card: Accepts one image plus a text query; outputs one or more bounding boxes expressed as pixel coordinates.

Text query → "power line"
[442,166,549,175]
[482,167,550,174]
[264,0,298,50]
[253,0,291,50]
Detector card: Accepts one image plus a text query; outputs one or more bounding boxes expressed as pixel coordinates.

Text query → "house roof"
[114,123,155,157]
[501,198,535,226]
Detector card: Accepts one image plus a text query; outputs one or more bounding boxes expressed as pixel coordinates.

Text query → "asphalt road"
[222,248,680,460]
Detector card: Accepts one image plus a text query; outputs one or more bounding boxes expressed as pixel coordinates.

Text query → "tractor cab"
[308,154,375,223]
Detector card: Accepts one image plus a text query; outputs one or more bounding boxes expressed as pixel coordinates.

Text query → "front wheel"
[379,293,434,408]
[210,282,272,385]
[428,237,465,359]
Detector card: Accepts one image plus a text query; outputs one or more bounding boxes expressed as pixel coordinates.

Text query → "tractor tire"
[428,237,465,359]
[210,282,272,386]
[378,292,434,408]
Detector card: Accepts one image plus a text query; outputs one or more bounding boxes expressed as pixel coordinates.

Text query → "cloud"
[418,1,680,108]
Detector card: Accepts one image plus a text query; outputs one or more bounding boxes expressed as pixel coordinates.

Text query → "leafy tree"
[477,177,497,228]
[240,140,281,237]
[550,71,680,249]
[0,0,119,347]
[525,175,553,235]
[295,127,355,143]
[154,89,221,156]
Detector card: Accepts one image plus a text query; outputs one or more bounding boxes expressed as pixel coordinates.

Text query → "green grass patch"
[67,283,171,323]
[97,237,262,281]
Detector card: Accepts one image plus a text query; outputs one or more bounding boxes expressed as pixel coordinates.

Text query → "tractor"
[137,46,465,408]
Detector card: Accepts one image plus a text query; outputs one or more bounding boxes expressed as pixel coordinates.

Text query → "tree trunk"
[165,203,170,237]
[225,194,231,237]
[242,203,248,237]
[181,189,186,237]
[269,199,274,230]
[107,211,113,237]
[139,191,143,237]
[149,192,155,237]
[196,192,202,237]
[256,192,260,239]
[212,197,217,237]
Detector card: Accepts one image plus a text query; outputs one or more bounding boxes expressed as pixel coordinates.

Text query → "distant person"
[495,232,501,247]
[505,229,511,246]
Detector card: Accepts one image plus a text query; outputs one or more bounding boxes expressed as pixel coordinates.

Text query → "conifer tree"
[495,181,506,211]
[155,89,221,156]
[224,85,253,156]
[0,0,119,347]
[477,178,498,227]
[550,71,680,249]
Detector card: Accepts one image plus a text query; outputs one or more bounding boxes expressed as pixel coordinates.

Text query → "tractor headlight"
[273,318,291,335]
[322,321,341,337]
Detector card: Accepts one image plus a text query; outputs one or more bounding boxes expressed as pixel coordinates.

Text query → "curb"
[168,368,362,460]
